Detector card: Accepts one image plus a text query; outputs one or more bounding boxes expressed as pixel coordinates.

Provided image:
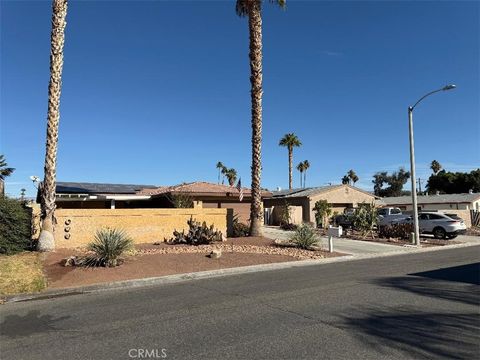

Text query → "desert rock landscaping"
[38,236,343,290]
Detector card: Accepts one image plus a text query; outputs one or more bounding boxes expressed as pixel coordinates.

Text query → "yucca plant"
[290,224,319,250]
[82,228,133,267]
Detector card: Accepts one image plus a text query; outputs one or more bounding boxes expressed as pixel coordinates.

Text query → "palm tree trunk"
[0,180,4,197]
[248,1,263,237]
[304,170,306,188]
[288,146,293,190]
[38,0,68,252]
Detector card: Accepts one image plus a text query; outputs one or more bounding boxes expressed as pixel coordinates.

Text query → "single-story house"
[47,181,271,223]
[378,192,480,227]
[263,184,379,225]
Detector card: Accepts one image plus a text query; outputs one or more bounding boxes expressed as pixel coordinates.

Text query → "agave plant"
[290,224,319,250]
[82,228,133,267]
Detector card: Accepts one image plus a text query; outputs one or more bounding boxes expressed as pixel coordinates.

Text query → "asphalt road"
[1,246,479,360]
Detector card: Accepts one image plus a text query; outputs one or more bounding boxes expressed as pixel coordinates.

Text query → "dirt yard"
[43,237,343,289]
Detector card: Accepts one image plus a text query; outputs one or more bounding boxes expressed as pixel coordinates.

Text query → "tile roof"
[380,193,480,205]
[56,182,157,195]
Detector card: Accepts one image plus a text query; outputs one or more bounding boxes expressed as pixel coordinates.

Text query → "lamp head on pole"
[442,84,456,91]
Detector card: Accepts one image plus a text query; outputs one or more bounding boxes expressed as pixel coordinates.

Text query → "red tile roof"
[137,181,271,197]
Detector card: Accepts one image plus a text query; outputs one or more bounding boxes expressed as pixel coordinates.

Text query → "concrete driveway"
[262,226,403,256]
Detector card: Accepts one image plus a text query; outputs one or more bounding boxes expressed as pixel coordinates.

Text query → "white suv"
[401,212,467,239]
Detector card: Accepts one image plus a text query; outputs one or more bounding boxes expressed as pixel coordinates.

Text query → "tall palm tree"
[236,0,286,237]
[296,162,305,188]
[0,154,15,197]
[279,133,301,190]
[38,0,68,252]
[216,161,224,184]
[225,168,238,186]
[302,160,310,188]
[430,160,442,175]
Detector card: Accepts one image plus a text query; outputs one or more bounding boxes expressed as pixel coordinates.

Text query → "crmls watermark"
[128,348,167,358]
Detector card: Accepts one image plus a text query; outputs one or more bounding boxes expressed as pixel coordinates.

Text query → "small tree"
[352,202,377,238]
[280,200,291,225]
[168,193,194,208]
[313,200,332,229]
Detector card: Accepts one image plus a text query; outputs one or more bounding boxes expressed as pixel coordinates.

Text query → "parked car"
[397,212,466,239]
[377,207,409,226]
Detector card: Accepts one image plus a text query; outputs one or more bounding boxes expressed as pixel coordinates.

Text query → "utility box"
[328,226,343,237]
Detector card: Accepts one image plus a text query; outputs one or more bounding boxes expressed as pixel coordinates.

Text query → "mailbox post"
[327,226,342,253]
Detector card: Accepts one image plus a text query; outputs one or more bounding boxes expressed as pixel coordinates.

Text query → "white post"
[110,199,115,209]
[328,236,333,253]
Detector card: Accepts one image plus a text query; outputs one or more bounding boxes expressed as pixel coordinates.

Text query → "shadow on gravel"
[342,308,480,359]
[0,310,70,338]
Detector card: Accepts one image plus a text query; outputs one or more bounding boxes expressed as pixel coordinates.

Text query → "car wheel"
[433,227,447,239]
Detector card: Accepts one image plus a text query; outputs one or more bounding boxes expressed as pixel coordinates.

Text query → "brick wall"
[53,208,228,248]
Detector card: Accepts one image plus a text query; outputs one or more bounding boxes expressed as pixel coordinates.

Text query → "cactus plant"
[166,217,222,245]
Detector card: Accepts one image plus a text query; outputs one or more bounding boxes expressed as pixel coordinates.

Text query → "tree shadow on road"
[340,262,480,358]
[376,262,480,306]
[0,310,70,339]
[341,308,480,359]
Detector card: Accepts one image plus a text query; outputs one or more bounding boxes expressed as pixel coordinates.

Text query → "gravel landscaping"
[42,237,344,290]
[342,230,460,247]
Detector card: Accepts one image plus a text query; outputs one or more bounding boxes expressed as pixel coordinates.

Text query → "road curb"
[3,241,479,304]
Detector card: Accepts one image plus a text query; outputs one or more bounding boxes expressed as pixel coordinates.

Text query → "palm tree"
[216,161,224,184]
[347,169,359,186]
[221,165,228,184]
[302,160,310,188]
[430,160,442,175]
[296,162,305,188]
[225,168,238,186]
[0,154,15,197]
[20,188,26,201]
[38,0,68,252]
[341,175,350,185]
[236,0,286,237]
[279,133,302,190]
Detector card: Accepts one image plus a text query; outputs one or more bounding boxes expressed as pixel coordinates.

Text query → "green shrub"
[232,215,249,237]
[290,224,319,250]
[82,228,133,267]
[313,200,332,228]
[166,217,222,245]
[352,202,377,237]
[379,223,414,240]
[0,197,32,254]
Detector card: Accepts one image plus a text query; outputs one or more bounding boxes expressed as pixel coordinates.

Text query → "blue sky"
[1,0,479,197]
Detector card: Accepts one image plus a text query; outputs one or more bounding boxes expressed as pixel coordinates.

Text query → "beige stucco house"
[263,185,378,225]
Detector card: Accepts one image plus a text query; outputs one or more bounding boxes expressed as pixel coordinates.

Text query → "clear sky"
[1,0,479,197]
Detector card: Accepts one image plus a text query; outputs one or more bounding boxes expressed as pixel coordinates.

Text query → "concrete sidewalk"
[262,226,480,256]
[263,226,417,256]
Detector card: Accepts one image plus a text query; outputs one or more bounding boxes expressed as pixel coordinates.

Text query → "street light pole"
[408,105,420,245]
[408,84,456,246]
